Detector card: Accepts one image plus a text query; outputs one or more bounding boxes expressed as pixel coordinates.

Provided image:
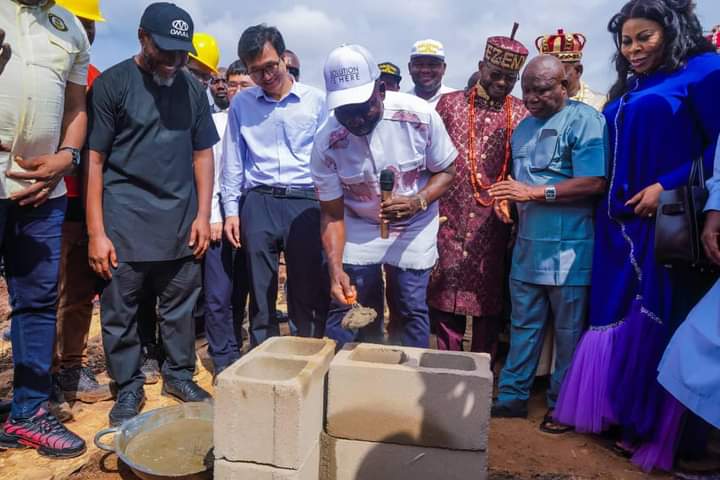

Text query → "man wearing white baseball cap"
[406,39,456,107]
[311,44,457,348]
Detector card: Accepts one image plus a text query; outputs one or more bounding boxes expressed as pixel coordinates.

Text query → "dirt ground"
[0,277,676,480]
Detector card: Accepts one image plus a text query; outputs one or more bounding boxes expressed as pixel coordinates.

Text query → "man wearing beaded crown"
[536,28,606,111]
[427,25,529,357]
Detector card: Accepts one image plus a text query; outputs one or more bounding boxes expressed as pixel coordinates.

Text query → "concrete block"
[255,336,336,371]
[214,338,335,469]
[215,440,320,480]
[327,343,492,451]
[319,432,488,480]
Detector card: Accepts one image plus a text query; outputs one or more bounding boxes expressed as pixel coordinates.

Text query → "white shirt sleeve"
[221,105,246,217]
[310,139,343,202]
[210,121,225,224]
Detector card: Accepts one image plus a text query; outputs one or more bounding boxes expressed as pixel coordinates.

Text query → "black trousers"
[240,189,329,346]
[100,257,200,393]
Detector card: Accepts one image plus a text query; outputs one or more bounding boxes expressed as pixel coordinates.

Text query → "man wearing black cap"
[86,2,218,426]
[378,62,402,92]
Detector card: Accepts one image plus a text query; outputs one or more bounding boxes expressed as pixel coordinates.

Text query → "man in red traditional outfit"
[428,25,529,357]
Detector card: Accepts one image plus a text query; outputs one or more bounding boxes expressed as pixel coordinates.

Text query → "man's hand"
[493,199,514,224]
[189,217,210,259]
[380,195,423,222]
[702,211,720,266]
[489,176,542,203]
[0,28,11,76]
[625,182,663,218]
[329,266,355,305]
[224,215,241,248]
[210,222,223,244]
[88,234,118,280]
[7,152,74,207]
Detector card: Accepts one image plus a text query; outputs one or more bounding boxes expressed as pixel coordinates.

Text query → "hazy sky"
[90,0,720,94]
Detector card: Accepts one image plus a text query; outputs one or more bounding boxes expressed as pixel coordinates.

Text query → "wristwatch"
[417,194,428,211]
[544,185,557,202]
[58,146,81,169]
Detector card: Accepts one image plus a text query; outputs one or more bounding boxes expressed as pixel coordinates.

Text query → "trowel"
[341,290,377,332]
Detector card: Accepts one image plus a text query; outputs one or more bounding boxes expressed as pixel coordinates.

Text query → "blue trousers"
[241,190,328,346]
[203,238,248,370]
[325,264,432,349]
[1,197,66,419]
[497,278,588,409]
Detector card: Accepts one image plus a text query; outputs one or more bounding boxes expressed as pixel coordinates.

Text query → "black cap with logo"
[139,2,196,54]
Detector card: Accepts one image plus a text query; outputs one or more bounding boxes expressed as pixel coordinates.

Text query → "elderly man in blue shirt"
[221,24,329,346]
[488,55,607,432]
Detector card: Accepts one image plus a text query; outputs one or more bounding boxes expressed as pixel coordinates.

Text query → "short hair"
[237,24,285,65]
[227,59,248,77]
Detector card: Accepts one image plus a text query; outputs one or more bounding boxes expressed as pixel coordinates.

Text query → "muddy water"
[125,419,213,475]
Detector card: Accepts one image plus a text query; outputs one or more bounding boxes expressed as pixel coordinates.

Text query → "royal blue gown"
[554,52,720,472]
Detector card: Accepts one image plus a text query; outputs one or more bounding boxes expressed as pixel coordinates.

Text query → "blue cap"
[139,2,196,54]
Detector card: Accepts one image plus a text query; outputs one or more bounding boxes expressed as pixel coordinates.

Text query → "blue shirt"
[705,139,720,212]
[510,100,608,286]
[221,81,327,216]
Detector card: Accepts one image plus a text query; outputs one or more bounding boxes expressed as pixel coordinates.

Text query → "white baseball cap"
[410,39,446,59]
[324,44,380,110]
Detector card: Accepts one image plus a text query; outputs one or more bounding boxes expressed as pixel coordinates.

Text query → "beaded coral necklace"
[467,85,514,207]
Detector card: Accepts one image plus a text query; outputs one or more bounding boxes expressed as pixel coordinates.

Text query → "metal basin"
[94,402,213,480]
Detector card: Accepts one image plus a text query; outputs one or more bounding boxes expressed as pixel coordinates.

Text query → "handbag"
[654,156,710,267]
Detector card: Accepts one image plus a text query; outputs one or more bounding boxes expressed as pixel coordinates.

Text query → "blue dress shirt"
[221,81,327,216]
[705,139,720,212]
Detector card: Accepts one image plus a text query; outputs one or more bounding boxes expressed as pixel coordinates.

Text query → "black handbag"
[654,156,710,267]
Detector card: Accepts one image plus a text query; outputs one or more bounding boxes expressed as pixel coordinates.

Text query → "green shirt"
[510,100,608,286]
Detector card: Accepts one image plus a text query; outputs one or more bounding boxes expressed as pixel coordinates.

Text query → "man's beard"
[152,73,176,87]
[214,94,229,110]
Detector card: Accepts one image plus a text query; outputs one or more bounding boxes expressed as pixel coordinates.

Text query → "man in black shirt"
[85,2,217,426]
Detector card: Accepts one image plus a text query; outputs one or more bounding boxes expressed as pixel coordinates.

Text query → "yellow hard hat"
[189,33,221,75]
[54,0,106,22]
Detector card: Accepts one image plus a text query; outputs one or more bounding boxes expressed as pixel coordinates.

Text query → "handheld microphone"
[380,169,395,239]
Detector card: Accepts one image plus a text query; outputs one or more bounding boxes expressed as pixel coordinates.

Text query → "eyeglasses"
[488,69,518,84]
[247,60,281,81]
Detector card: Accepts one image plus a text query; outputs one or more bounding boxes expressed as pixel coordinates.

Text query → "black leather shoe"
[108,388,145,427]
[161,379,211,403]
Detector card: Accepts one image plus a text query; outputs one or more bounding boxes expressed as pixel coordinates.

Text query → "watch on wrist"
[58,146,81,169]
[417,194,428,211]
[544,185,557,202]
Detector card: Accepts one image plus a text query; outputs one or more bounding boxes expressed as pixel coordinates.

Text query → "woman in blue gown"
[553,0,720,472]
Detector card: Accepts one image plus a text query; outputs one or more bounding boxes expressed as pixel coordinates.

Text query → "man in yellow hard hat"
[50,0,113,419]
[187,32,223,113]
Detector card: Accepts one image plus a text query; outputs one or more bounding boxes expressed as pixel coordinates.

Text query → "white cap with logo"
[410,39,446,59]
[324,44,380,110]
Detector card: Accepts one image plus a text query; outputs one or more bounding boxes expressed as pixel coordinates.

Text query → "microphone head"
[380,169,395,192]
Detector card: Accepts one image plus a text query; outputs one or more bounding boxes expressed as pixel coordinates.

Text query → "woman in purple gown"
[553,0,720,472]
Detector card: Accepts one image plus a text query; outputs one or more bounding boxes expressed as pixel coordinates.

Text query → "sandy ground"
[0,276,675,480]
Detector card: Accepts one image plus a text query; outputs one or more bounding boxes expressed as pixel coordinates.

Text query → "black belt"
[251,185,317,200]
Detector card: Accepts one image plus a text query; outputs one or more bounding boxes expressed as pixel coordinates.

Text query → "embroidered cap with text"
[139,2,196,54]
[324,44,380,110]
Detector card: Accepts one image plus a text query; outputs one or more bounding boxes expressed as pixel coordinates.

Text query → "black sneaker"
[490,402,528,418]
[0,407,86,458]
[161,379,211,403]
[58,366,113,403]
[49,375,73,423]
[141,345,162,385]
[108,388,145,427]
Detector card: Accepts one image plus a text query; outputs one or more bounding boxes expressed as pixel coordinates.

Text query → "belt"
[251,185,317,200]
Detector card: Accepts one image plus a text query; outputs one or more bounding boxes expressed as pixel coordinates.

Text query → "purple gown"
[554,52,720,471]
